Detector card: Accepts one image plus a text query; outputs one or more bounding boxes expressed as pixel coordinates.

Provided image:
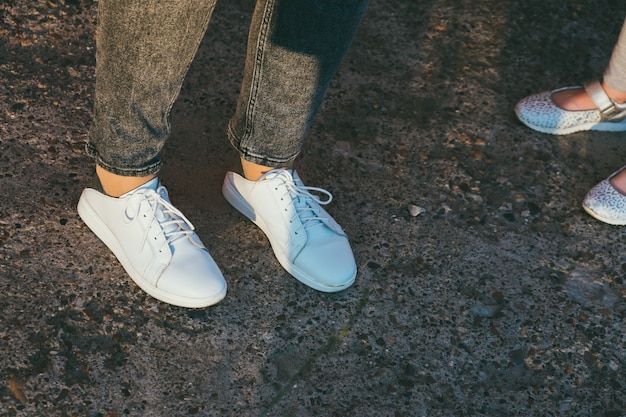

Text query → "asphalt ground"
[1,0,625,416]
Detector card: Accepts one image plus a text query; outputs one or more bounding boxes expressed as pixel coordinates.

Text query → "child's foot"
[583,166,626,226]
[552,82,626,111]
[514,80,626,134]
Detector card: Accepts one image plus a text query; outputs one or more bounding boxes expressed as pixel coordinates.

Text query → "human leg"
[88,0,217,179]
[79,0,227,307]
[596,20,626,193]
[603,19,626,93]
[224,0,369,291]
[579,20,626,222]
[228,0,369,168]
[552,20,626,111]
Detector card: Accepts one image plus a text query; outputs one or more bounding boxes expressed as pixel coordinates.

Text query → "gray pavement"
[1,0,625,416]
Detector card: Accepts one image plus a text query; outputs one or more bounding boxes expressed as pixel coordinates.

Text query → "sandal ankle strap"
[584,79,626,122]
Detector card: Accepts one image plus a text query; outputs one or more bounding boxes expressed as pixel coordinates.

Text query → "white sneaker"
[77,178,227,308]
[222,169,356,292]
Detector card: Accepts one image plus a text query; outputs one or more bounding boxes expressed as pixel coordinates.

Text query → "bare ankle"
[241,158,291,181]
[602,82,626,104]
[96,164,156,197]
[552,82,626,111]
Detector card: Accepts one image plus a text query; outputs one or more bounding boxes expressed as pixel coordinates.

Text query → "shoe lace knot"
[127,186,196,251]
[267,170,333,235]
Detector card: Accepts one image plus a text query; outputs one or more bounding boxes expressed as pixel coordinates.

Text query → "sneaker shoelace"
[127,186,196,251]
[263,170,333,235]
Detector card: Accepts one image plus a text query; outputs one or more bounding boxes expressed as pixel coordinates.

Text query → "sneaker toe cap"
[293,237,356,290]
[157,250,227,306]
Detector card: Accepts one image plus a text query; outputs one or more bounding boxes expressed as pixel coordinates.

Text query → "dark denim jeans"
[87,0,368,176]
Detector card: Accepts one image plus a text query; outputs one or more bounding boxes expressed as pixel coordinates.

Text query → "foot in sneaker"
[77,178,227,308]
[222,169,356,292]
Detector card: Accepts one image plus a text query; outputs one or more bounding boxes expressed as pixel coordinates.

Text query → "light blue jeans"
[87,0,369,176]
[604,19,626,92]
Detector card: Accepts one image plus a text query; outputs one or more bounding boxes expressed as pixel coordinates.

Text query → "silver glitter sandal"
[582,166,626,225]
[515,79,626,135]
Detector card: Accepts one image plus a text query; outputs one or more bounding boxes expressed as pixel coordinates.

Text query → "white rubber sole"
[582,204,626,226]
[516,111,626,135]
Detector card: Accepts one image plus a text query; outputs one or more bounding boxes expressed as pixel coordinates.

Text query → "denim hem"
[238,150,298,168]
[85,142,162,177]
[227,123,298,167]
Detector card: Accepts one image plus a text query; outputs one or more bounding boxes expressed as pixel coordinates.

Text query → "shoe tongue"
[140,180,181,235]
[265,169,323,228]
[136,177,159,192]
[120,177,159,197]
[142,177,159,189]
[124,178,183,237]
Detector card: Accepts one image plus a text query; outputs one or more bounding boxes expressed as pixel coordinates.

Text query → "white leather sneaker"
[77,178,227,308]
[222,169,356,292]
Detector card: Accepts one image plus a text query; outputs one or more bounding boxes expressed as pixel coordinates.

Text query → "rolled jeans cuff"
[85,142,162,177]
